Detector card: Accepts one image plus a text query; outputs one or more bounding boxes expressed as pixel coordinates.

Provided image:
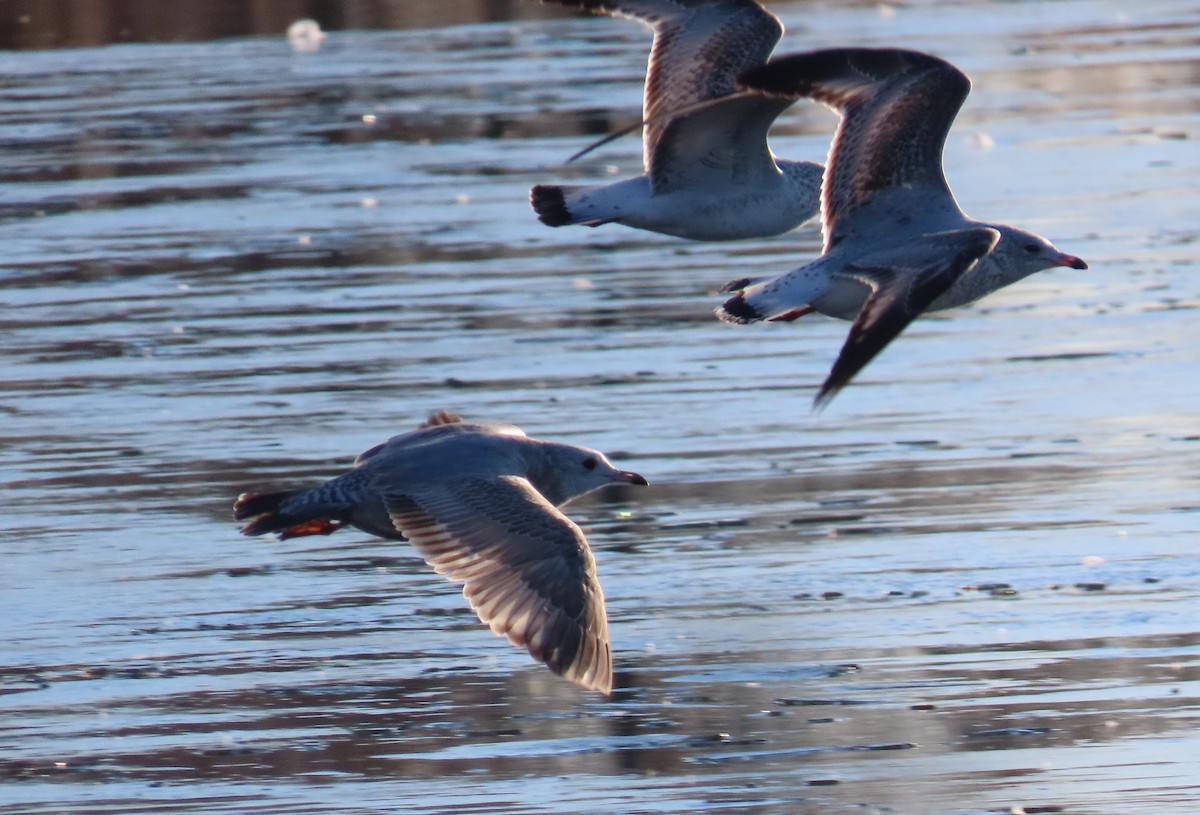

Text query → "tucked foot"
[234,489,348,539]
[277,518,346,540]
[769,306,815,322]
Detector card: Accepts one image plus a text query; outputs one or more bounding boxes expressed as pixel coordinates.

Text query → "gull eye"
[582,457,598,471]
[1023,243,1039,253]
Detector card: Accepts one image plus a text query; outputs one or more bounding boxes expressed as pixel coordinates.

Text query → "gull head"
[991,225,1088,279]
[531,442,648,507]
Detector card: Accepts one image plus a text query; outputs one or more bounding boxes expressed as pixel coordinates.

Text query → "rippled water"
[3,2,1200,813]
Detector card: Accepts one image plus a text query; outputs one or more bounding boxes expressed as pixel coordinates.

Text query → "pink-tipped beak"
[618,471,649,486]
[1058,253,1088,270]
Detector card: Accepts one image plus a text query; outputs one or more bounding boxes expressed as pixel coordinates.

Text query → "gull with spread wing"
[234,410,647,694]
[716,47,1087,405]
[530,0,823,240]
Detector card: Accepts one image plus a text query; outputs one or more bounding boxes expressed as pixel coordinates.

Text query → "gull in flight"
[716,47,1087,405]
[530,0,823,240]
[234,410,647,693]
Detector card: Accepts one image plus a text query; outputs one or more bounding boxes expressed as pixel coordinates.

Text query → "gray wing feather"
[544,0,781,168]
[356,418,525,465]
[383,476,612,693]
[737,48,971,250]
[650,90,795,191]
[816,227,1000,406]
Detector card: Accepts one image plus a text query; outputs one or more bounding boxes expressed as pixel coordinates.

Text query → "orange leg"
[769,306,815,322]
[279,518,346,540]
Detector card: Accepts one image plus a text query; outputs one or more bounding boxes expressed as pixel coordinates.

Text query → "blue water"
[3,2,1199,813]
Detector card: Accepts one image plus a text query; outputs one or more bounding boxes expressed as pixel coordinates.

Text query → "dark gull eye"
[582,457,597,471]
[1023,243,1039,253]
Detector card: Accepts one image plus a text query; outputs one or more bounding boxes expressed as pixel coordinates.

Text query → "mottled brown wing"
[816,227,1000,407]
[737,48,971,250]
[649,90,796,192]
[544,0,781,168]
[383,476,612,693]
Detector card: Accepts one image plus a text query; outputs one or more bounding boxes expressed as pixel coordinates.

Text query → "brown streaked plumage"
[717,48,1087,406]
[736,48,971,253]
[530,0,822,240]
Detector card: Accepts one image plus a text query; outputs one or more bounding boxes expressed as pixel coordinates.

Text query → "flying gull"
[530,0,823,240]
[716,48,1087,405]
[234,410,648,694]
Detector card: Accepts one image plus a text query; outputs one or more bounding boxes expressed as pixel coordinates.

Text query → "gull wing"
[649,92,796,192]
[384,475,613,693]
[815,227,1000,407]
[546,0,781,168]
[356,417,525,465]
[737,48,971,250]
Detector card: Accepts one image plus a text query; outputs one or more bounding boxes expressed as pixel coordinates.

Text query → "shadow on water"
[2,1,1200,814]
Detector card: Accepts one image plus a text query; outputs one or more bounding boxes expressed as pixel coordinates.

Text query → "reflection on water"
[2,1,1200,814]
[0,0,579,50]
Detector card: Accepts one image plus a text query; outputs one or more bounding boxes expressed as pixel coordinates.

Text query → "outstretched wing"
[356,415,525,465]
[649,91,797,192]
[815,227,1000,407]
[737,48,971,250]
[383,475,613,693]
[545,0,781,168]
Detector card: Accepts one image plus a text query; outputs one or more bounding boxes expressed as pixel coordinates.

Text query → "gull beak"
[617,470,649,487]
[1057,253,1088,270]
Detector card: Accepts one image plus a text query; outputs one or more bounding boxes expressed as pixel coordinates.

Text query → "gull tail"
[530,184,575,227]
[716,292,767,324]
[234,488,346,539]
[715,276,771,323]
[529,184,615,228]
[716,271,828,325]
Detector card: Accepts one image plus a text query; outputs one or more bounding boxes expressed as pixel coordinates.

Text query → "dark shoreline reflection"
[2,2,1199,814]
[0,0,572,51]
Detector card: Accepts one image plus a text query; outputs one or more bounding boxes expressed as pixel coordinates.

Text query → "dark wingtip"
[530,184,573,227]
[738,47,961,98]
[716,294,765,325]
[720,277,753,294]
[737,53,823,96]
[811,380,840,412]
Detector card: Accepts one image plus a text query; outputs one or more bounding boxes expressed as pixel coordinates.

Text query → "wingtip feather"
[738,47,965,100]
[811,378,843,412]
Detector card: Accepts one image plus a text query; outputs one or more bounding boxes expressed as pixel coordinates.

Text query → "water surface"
[3,2,1200,813]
